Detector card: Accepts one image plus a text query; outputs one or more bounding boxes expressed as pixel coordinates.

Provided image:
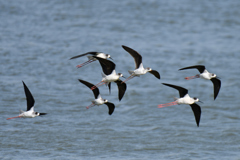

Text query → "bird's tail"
[19,110,24,114]
[174,97,179,101]
[101,72,107,78]
[128,70,134,75]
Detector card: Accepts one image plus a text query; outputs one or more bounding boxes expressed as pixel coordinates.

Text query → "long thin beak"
[198,100,203,103]
[216,76,221,79]
[122,76,126,79]
[109,57,113,60]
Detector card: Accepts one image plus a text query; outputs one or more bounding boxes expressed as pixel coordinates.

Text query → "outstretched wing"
[78,79,100,99]
[211,78,221,100]
[39,113,47,116]
[114,80,127,101]
[94,56,115,75]
[69,52,98,60]
[149,70,160,79]
[179,65,206,73]
[190,103,201,127]
[105,102,115,115]
[162,83,188,98]
[22,81,35,111]
[122,45,142,69]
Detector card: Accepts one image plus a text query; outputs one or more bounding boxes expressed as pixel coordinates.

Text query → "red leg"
[6,116,22,120]
[158,101,178,108]
[121,74,135,83]
[86,103,95,109]
[76,60,94,68]
[185,75,200,80]
[91,81,105,90]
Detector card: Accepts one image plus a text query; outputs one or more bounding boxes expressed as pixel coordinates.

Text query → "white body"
[200,69,216,80]
[92,95,107,105]
[129,63,151,76]
[175,94,198,105]
[19,107,39,118]
[102,70,121,83]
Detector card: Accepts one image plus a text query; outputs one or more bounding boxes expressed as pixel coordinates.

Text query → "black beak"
[109,57,113,60]
[198,100,203,103]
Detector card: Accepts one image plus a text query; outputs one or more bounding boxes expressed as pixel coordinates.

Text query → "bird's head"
[146,67,152,71]
[106,54,113,60]
[211,73,217,78]
[193,97,203,103]
[104,99,108,103]
[118,73,125,78]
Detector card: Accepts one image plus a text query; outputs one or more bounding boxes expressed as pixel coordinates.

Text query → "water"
[1,0,240,159]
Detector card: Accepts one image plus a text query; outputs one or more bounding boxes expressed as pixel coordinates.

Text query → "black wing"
[115,80,127,101]
[22,81,35,111]
[94,56,115,75]
[108,82,111,94]
[149,70,160,79]
[69,52,98,60]
[210,78,221,100]
[105,102,115,115]
[190,103,201,127]
[122,45,142,69]
[78,79,100,99]
[179,65,206,73]
[162,83,188,98]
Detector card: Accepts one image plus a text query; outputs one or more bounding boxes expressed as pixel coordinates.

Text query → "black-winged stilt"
[79,79,115,115]
[121,45,160,83]
[158,83,202,127]
[179,65,221,100]
[70,52,112,68]
[7,81,47,120]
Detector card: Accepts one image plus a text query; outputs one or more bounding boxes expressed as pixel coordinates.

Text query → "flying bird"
[78,79,115,115]
[70,52,112,68]
[7,81,47,120]
[179,65,221,100]
[158,83,202,127]
[121,45,160,83]
[90,57,127,101]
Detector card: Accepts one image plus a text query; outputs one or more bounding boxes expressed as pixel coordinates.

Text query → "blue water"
[1,0,240,159]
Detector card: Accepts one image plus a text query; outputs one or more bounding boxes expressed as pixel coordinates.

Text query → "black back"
[22,81,35,111]
[162,83,188,98]
[179,65,206,73]
[122,45,142,69]
[78,79,100,99]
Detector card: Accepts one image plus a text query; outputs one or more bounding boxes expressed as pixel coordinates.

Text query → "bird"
[158,83,202,127]
[78,79,115,115]
[90,56,127,101]
[121,45,160,83]
[69,52,112,68]
[7,81,47,120]
[179,65,221,100]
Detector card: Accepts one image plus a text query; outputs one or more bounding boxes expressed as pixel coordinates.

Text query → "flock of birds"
[7,45,221,127]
